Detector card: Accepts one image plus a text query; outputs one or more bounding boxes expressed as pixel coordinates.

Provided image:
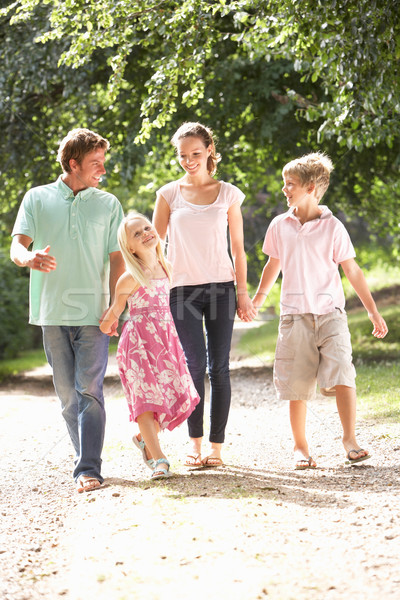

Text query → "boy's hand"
[237,292,257,322]
[368,311,388,338]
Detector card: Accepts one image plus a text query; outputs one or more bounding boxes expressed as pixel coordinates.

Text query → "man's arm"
[340,258,388,338]
[10,235,57,272]
[109,251,125,303]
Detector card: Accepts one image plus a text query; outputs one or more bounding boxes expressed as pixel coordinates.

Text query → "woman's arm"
[228,202,257,322]
[99,272,138,335]
[153,195,171,241]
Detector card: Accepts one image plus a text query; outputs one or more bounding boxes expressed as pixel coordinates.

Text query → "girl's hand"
[99,309,119,337]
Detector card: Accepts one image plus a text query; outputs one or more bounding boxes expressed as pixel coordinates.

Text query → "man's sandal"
[151,458,172,480]
[76,476,101,493]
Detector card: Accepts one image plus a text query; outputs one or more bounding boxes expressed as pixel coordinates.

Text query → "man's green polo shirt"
[12,176,124,326]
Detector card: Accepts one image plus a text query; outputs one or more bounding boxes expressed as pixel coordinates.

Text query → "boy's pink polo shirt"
[263,206,355,315]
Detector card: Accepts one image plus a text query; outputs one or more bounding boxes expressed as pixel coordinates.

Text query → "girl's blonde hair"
[283,152,334,201]
[171,122,221,176]
[117,211,172,287]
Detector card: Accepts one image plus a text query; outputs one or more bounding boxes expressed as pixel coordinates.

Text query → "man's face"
[71,148,107,190]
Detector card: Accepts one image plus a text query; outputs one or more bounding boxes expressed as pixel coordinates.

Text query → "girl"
[100,212,200,480]
[153,122,256,468]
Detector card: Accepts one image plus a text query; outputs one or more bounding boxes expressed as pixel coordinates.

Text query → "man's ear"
[69,158,79,172]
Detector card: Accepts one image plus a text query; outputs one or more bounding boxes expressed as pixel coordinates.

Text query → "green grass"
[356,363,400,422]
[0,348,47,381]
[237,301,400,422]
[0,337,120,383]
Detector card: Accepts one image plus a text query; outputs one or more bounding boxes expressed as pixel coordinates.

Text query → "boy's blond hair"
[283,152,334,201]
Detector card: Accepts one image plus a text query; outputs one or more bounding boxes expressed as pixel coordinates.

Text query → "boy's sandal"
[151,458,172,480]
[345,449,371,465]
[295,456,317,470]
[132,435,156,470]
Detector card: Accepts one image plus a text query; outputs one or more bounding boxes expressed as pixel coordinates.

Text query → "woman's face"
[176,136,211,176]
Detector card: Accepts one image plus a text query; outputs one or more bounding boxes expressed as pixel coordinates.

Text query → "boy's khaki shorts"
[274,310,356,401]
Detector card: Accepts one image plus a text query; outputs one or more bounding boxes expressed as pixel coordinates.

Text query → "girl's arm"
[228,202,257,322]
[340,258,388,338]
[252,257,281,309]
[153,195,170,241]
[99,272,138,336]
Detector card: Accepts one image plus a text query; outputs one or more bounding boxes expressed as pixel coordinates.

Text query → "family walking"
[11,124,388,492]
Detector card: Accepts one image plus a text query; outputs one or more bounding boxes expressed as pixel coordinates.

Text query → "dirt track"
[1,321,400,600]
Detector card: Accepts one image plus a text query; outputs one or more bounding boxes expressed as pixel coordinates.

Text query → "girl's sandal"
[151,458,173,480]
[132,435,156,470]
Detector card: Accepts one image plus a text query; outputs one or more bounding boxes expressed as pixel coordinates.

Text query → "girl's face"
[176,136,211,176]
[126,217,158,254]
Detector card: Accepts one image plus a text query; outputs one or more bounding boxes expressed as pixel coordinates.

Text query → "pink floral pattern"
[116,278,200,431]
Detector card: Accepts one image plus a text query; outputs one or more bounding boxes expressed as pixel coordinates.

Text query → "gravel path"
[1,321,400,600]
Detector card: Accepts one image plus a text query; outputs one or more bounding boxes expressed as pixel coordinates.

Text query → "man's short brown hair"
[57,128,110,173]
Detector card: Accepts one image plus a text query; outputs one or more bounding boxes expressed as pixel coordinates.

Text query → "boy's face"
[282,173,313,209]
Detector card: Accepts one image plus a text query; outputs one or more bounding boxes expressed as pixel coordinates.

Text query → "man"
[10,128,125,493]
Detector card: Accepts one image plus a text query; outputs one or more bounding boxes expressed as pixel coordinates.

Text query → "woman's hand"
[237,291,257,322]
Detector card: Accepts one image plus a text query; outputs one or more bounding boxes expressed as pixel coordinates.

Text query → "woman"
[153,122,255,467]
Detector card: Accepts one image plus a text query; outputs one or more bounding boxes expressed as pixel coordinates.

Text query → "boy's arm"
[340,258,388,338]
[99,272,138,336]
[252,257,281,309]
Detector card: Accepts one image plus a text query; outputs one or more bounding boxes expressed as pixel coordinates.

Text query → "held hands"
[99,309,119,337]
[368,310,388,339]
[237,291,258,322]
[29,245,57,272]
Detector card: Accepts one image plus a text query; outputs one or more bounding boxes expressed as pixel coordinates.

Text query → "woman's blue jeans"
[170,282,236,443]
[42,326,109,483]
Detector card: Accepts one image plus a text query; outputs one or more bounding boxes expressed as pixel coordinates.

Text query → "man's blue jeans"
[42,326,109,483]
[170,281,236,443]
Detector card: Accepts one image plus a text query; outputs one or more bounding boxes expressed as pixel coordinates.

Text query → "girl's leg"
[336,385,369,458]
[136,412,165,462]
[202,282,236,464]
[290,400,316,467]
[170,285,207,464]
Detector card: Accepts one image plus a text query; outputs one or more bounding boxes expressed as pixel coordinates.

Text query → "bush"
[0,251,40,359]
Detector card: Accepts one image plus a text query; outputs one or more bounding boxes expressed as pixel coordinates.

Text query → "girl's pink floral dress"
[117,277,200,430]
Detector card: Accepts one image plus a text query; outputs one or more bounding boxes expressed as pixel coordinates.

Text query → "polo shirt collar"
[286,205,333,223]
[57,175,94,201]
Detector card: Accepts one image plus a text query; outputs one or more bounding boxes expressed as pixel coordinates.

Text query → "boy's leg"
[335,385,369,459]
[290,400,317,467]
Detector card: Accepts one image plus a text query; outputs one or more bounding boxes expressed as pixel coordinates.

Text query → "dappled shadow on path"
[102,461,400,510]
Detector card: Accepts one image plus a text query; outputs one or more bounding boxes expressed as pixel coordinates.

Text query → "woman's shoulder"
[157,179,181,202]
[218,180,245,206]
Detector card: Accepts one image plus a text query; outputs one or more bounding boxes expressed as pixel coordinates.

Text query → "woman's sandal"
[132,435,156,470]
[151,458,173,480]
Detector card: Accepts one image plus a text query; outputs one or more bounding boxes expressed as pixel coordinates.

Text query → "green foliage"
[0,252,40,359]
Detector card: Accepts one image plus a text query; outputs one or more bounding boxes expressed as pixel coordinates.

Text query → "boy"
[253,152,388,469]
